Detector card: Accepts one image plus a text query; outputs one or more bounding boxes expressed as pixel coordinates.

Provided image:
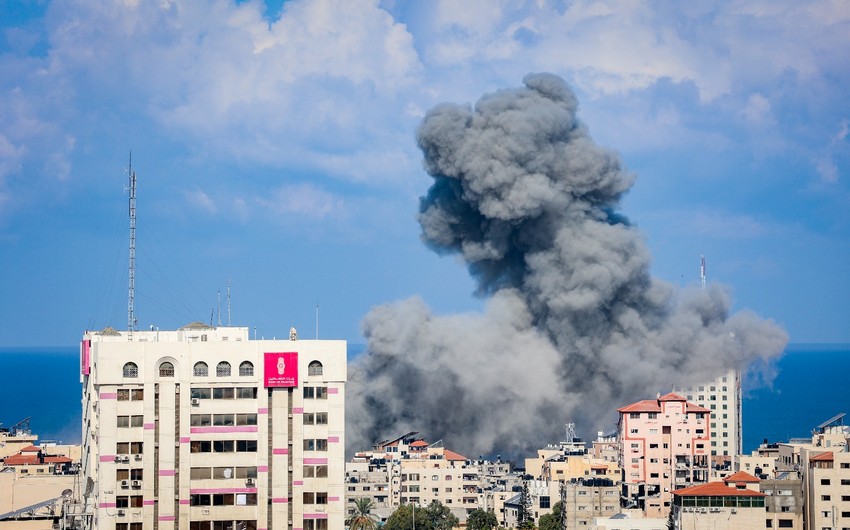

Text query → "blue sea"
[0,344,847,452]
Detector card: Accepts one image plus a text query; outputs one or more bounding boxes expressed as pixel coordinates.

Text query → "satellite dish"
[62,489,73,497]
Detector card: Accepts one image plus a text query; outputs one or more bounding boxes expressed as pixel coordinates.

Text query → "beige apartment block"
[804,450,850,530]
[80,324,346,530]
[675,369,741,460]
[670,471,766,530]
[525,438,620,484]
[618,393,711,518]
[345,434,518,525]
[761,477,803,530]
[0,470,78,529]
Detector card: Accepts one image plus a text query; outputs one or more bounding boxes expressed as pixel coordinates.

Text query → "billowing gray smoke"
[346,73,787,457]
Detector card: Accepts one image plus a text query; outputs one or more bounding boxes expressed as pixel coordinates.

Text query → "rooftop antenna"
[315,300,319,340]
[127,152,137,341]
[700,255,706,291]
[227,278,232,326]
[217,289,222,327]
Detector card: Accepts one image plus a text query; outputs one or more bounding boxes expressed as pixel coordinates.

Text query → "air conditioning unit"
[120,455,130,463]
[730,508,737,514]
[117,509,126,516]
[120,480,129,488]
[191,398,200,406]
[134,454,143,461]
[246,478,256,486]
[114,456,121,463]
[131,480,142,488]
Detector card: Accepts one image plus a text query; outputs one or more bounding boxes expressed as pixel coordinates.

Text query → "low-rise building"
[670,471,766,530]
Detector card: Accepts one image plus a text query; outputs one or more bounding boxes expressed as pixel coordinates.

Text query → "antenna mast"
[127,153,137,340]
[227,279,232,326]
[700,255,706,290]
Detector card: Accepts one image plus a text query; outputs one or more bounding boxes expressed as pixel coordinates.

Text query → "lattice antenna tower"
[700,255,706,291]
[127,153,137,340]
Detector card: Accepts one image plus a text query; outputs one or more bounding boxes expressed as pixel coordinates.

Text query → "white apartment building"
[80,323,346,530]
[675,369,741,459]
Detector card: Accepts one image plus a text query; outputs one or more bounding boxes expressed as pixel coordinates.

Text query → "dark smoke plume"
[346,73,787,457]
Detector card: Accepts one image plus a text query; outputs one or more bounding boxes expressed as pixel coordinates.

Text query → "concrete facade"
[618,393,711,518]
[80,324,346,530]
[675,369,741,459]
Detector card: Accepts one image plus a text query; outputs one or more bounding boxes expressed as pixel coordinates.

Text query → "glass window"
[193,362,208,377]
[315,412,328,425]
[236,387,257,399]
[191,387,211,399]
[123,362,138,378]
[308,361,323,376]
[131,389,143,400]
[239,361,254,376]
[213,387,235,399]
[213,441,234,453]
[118,389,130,401]
[117,416,130,428]
[159,362,174,377]
[130,415,144,427]
[236,414,257,426]
[237,440,257,452]
[191,468,212,479]
[216,361,231,377]
[213,414,235,426]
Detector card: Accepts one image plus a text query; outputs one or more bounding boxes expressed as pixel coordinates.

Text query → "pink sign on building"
[263,352,298,388]
[81,339,91,376]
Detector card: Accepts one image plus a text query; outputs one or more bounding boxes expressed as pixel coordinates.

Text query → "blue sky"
[0,0,848,347]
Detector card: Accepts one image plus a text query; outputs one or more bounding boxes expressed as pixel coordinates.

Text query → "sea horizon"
[1,343,847,454]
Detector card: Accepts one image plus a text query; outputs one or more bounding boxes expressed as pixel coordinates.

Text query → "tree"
[425,500,459,530]
[517,481,534,529]
[466,508,498,530]
[347,497,380,530]
[384,503,432,530]
[537,501,563,530]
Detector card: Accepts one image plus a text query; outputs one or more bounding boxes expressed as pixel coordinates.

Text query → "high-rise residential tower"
[79,323,346,530]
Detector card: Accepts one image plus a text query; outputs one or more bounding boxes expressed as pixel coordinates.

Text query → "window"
[237,440,257,452]
[123,362,138,378]
[213,387,235,399]
[236,414,257,426]
[217,362,231,377]
[236,387,256,399]
[822,495,831,501]
[304,386,328,399]
[194,362,209,376]
[239,361,254,376]
[191,387,211,399]
[822,479,831,485]
[630,413,640,419]
[648,413,658,419]
[159,362,174,377]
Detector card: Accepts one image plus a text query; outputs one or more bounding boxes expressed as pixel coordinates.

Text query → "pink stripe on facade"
[99,455,115,462]
[304,514,329,519]
[272,498,289,503]
[179,499,190,505]
[258,407,268,414]
[190,488,258,495]
[292,407,303,414]
[258,466,268,472]
[159,469,175,476]
[190,426,258,434]
[304,458,327,465]
[327,387,339,394]
[180,436,190,443]
[293,480,303,486]
[99,502,116,508]
[144,423,155,430]
[100,392,117,400]
[144,500,156,506]
[159,516,176,521]
[328,436,340,443]
[272,448,288,455]
[328,496,340,502]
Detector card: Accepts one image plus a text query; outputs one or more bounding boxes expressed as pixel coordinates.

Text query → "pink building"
[618,393,711,517]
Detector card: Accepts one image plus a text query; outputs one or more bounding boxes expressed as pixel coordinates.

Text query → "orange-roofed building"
[671,477,765,530]
[618,392,711,517]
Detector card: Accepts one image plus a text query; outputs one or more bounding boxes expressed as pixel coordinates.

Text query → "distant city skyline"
[0,0,848,347]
